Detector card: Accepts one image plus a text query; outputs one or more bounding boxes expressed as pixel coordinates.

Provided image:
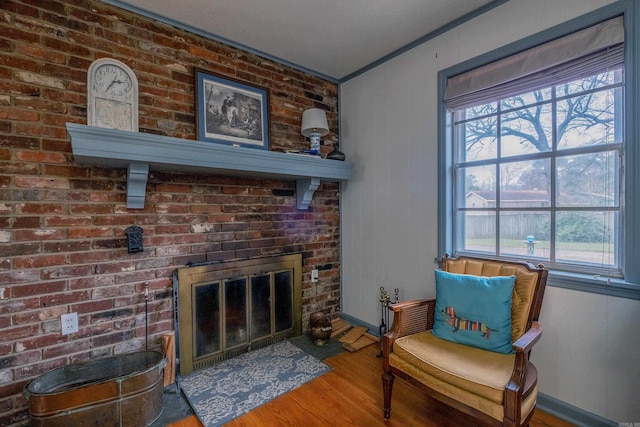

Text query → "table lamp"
[301,108,329,154]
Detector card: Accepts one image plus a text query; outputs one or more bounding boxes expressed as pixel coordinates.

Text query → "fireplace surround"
[176,254,303,374]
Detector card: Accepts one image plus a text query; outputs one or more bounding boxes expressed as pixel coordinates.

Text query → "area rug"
[178,340,331,427]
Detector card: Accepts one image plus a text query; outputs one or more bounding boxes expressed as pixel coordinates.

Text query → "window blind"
[443,17,624,110]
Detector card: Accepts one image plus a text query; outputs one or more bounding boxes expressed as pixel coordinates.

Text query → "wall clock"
[87,58,138,131]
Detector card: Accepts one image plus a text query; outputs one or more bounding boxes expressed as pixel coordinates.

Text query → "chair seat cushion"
[392,331,515,404]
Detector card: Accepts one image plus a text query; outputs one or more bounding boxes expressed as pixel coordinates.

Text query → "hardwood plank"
[166,415,202,427]
[168,344,575,427]
[531,410,577,427]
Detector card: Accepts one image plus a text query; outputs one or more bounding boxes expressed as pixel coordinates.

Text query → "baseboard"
[537,393,617,427]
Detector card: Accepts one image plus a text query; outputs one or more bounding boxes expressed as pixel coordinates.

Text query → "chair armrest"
[512,321,542,354]
[383,299,435,358]
[504,321,543,416]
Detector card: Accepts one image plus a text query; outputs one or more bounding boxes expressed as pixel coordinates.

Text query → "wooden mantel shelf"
[67,123,353,210]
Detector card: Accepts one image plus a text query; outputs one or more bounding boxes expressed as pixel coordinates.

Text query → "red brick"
[41,36,92,57]
[0,297,40,315]
[91,330,134,348]
[44,215,92,227]
[43,339,91,359]
[3,324,39,341]
[0,0,341,421]
[154,204,192,214]
[68,227,114,239]
[14,357,67,381]
[0,243,40,258]
[0,270,40,286]
[43,164,89,178]
[155,183,191,193]
[69,204,115,215]
[69,250,113,265]
[0,107,39,122]
[0,342,10,356]
[13,229,67,241]
[155,225,191,234]
[0,315,10,328]
[14,43,67,64]
[94,261,135,275]
[11,216,40,229]
[13,177,69,190]
[0,350,41,370]
[15,203,66,215]
[72,299,113,314]
[42,240,92,253]
[174,234,205,244]
[13,305,66,324]
[40,290,91,307]
[1,1,40,17]
[12,255,67,269]
[114,270,156,285]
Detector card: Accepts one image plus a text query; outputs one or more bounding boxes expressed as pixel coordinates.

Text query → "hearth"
[176,254,302,374]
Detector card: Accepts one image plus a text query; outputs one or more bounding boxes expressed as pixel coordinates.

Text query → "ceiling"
[110,0,498,81]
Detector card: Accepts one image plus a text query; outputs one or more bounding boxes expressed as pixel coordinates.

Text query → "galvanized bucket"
[25,350,166,427]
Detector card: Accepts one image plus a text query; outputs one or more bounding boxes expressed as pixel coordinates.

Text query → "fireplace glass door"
[194,282,220,357]
[250,270,294,341]
[250,274,271,341]
[225,278,248,349]
[178,254,302,374]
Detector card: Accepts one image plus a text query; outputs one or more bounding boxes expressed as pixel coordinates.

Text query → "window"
[438,8,640,297]
[452,69,623,276]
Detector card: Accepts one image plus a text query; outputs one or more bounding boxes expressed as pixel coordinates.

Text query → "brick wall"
[0,1,342,424]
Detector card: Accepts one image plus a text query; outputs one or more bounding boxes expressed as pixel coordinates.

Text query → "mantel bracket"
[127,163,149,209]
[125,164,320,210]
[296,178,320,210]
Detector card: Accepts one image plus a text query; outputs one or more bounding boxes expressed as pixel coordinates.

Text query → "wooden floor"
[168,344,575,427]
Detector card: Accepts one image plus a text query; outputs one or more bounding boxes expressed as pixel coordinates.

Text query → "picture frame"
[195,69,269,150]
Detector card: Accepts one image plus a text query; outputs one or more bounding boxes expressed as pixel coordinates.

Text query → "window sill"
[547,270,640,300]
[439,253,640,300]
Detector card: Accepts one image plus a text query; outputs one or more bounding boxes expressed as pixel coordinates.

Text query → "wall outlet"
[311,269,319,283]
[61,312,79,335]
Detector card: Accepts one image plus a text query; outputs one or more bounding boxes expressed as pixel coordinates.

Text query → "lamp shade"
[301,108,329,137]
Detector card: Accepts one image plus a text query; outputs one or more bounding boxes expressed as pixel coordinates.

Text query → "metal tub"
[25,351,166,427]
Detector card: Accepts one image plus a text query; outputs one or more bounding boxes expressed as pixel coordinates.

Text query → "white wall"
[340,0,640,423]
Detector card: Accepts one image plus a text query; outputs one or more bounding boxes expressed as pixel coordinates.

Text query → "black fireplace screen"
[177,254,302,374]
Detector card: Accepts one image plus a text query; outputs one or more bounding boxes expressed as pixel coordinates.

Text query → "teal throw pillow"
[433,270,515,354]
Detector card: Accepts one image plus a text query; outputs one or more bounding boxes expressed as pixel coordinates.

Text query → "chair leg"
[382,371,395,419]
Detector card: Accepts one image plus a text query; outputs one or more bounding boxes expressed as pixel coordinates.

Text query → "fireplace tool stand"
[376,286,399,357]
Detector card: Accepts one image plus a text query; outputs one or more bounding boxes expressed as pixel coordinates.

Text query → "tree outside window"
[453,69,623,276]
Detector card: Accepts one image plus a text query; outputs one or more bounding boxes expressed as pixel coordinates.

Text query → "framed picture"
[195,69,269,150]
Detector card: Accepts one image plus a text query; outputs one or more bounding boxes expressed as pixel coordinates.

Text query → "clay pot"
[309,312,332,346]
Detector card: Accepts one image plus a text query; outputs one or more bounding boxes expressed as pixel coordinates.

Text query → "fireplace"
[176,254,303,374]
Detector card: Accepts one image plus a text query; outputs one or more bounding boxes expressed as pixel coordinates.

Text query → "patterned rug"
[179,340,331,426]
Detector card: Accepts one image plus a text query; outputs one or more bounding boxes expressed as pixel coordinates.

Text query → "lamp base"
[309,134,321,152]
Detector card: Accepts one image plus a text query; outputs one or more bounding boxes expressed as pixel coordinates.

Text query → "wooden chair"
[382,255,548,427]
